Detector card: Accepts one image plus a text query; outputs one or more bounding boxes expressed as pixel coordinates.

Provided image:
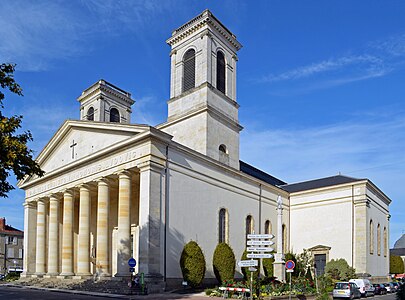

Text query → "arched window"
[87,107,94,121]
[219,144,229,164]
[183,49,195,92]
[218,208,228,243]
[110,108,120,123]
[377,223,381,256]
[370,220,374,254]
[246,215,253,238]
[216,51,225,94]
[383,227,387,257]
[282,224,287,253]
[264,220,272,235]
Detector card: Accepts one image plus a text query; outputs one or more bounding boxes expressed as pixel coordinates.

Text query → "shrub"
[263,255,275,278]
[390,255,405,274]
[305,266,313,281]
[325,258,355,281]
[241,250,260,281]
[179,240,206,287]
[213,243,236,284]
[285,252,299,277]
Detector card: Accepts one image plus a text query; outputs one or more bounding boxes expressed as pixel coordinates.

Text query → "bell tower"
[159,10,243,169]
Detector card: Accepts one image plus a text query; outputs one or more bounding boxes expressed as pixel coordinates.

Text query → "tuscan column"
[116,171,132,277]
[273,195,286,282]
[138,161,164,278]
[77,184,91,276]
[60,190,74,276]
[47,195,60,275]
[96,178,110,276]
[35,198,47,275]
[22,201,37,277]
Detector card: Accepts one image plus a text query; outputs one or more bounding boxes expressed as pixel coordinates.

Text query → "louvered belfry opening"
[183,49,196,93]
[216,51,226,94]
[87,107,94,121]
[110,108,120,123]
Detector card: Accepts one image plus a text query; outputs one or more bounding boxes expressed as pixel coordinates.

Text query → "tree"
[0,63,44,197]
[325,258,355,281]
[390,255,405,274]
[179,240,206,287]
[296,249,314,278]
[213,243,236,284]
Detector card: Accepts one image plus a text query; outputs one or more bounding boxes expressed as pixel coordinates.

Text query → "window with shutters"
[219,208,228,243]
[87,107,94,121]
[216,51,226,94]
[183,49,196,92]
[7,248,14,258]
[110,108,120,123]
[12,236,17,245]
[19,249,23,259]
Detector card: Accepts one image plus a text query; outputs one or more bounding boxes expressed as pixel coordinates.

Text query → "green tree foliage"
[390,255,405,274]
[241,250,260,281]
[213,243,236,284]
[296,249,314,278]
[325,258,355,281]
[0,63,44,197]
[305,266,313,281]
[179,240,206,287]
[263,255,275,278]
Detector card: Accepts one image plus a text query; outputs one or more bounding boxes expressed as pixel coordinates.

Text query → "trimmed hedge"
[241,250,260,281]
[213,243,236,284]
[180,240,206,287]
[263,255,275,277]
[390,254,405,274]
[325,258,355,281]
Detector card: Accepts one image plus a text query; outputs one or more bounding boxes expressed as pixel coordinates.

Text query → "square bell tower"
[159,10,243,169]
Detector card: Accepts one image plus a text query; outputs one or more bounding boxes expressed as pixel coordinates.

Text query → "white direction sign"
[247,240,274,246]
[247,247,274,252]
[247,234,275,239]
[238,260,258,267]
[247,253,274,259]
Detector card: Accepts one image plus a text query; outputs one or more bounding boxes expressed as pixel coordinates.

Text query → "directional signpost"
[238,233,275,300]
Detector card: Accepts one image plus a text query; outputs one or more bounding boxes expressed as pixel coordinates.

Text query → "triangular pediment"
[35,120,149,174]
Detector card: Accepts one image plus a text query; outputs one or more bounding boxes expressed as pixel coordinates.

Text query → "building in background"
[0,217,24,275]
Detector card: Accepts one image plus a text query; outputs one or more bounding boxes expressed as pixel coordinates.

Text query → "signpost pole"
[250,270,253,300]
[289,271,292,300]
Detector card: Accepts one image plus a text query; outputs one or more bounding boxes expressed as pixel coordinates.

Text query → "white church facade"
[18,10,391,288]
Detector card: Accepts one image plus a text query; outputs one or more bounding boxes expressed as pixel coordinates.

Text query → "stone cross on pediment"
[70,140,77,159]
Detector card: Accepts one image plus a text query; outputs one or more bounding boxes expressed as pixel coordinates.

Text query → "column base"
[32,273,45,278]
[273,261,286,283]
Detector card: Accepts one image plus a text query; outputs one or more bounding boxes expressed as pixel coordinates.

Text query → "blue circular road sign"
[128,258,136,267]
[286,260,295,270]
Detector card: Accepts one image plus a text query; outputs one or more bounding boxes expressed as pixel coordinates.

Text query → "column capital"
[95,177,113,186]
[137,161,165,173]
[62,188,76,197]
[37,197,48,204]
[49,194,62,202]
[77,183,92,191]
[23,201,36,209]
[116,169,132,179]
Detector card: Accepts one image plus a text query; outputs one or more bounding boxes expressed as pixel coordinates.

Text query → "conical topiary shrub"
[213,243,236,284]
[179,240,206,287]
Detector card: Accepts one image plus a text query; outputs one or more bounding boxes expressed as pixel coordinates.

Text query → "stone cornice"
[166,9,242,51]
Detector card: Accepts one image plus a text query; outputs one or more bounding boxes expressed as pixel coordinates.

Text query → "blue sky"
[1,1,404,247]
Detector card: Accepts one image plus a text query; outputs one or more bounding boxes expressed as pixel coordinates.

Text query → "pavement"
[0,283,213,300]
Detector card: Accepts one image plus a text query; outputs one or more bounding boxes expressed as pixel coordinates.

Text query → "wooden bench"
[219,286,250,299]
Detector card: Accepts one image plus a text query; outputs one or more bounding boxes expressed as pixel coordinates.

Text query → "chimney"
[0,217,5,230]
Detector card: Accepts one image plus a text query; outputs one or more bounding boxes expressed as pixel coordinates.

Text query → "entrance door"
[314,254,326,276]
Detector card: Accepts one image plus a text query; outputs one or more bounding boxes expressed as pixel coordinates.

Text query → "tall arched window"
[183,49,195,92]
[377,223,381,256]
[110,108,120,123]
[219,208,228,243]
[264,220,272,235]
[216,51,225,94]
[370,220,374,254]
[246,215,253,238]
[87,107,94,121]
[282,224,287,253]
[383,227,387,257]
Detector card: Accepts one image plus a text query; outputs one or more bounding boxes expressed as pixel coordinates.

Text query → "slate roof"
[240,161,286,187]
[394,234,405,249]
[280,175,365,193]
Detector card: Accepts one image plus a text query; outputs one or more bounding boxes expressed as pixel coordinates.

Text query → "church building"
[17,10,391,288]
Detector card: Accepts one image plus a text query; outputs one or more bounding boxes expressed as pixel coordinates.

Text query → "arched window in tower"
[219,144,229,164]
[183,49,195,93]
[216,51,226,94]
[370,220,374,254]
[246,215,253,239]
[87,107,94,121]
[383,226,387,257]
[264,220,272,235]
[218,208,228,243]
[110,108,120,123]
[377,223,381,256]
